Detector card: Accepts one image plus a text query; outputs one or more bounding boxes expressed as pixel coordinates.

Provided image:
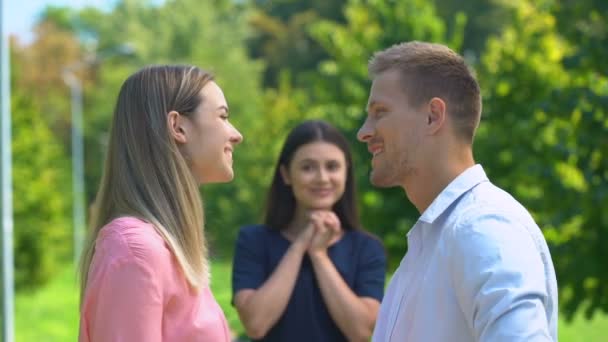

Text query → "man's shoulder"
[453,180,536,227]
[437,180,550,263]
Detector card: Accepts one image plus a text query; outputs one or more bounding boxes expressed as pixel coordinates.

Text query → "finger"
[319,211,332,224]
[297,221,316,243]
[310,211,323,225]
[331,211,340,225]
[322,213,339,232]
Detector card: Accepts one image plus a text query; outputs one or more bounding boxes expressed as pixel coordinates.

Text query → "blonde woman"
[78,65,243,341]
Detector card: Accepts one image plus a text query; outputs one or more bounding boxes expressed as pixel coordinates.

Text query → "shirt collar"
[418,164,488,224]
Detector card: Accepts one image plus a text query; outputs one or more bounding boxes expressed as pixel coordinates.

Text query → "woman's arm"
[81,257,163,342]
[308,212,383,342]
[310,252,380,342]
[234,225,314,340]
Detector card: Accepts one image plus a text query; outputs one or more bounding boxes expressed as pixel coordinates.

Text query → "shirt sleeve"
[353,234,387,302]
[449,211,553,342]
[85,256,163,342]
[232,226,267,296]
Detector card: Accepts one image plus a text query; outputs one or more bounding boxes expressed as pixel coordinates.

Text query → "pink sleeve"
[86,257,163,342]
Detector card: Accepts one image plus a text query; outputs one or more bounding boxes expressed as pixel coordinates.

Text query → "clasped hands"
[294,210,343,257]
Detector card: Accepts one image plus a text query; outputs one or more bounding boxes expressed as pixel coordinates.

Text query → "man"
[358,41,558,341]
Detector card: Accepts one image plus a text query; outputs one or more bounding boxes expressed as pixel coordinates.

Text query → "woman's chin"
[199,168,234,185]
[304,202,336,211]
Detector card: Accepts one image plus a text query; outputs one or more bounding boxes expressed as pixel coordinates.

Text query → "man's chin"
[222,169,235,182]
[370,170,393,188]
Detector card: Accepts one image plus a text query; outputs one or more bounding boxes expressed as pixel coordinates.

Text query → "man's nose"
[357,117,373,142]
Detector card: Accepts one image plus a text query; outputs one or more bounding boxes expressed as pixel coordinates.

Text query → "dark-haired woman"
[232,120,386,342]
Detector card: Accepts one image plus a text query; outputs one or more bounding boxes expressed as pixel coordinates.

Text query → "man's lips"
[224,147,233,159]
[368,144,384,157]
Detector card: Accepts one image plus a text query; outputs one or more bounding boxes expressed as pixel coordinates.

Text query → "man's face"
[357,70,427,188]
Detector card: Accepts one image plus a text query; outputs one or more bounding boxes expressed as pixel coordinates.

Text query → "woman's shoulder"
[99,216,164,245]
[96,216,170,266]
[344,229,385,252]
[238,224,275,238]
[236,224,288,251]
[346,228,381,242]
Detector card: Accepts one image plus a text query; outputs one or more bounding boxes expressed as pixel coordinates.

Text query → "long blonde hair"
[80,65,213,302]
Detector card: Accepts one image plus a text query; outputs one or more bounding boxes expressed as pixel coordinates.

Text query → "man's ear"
[167,110,187,144]
[427,97,446,135]
[280,165,291,185]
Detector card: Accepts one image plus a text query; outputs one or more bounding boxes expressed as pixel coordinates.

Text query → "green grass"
[209,259,246,339]
[15,262,608,341]
[558,313,608,342]
[14,261,246,341]
[15,264,79,341]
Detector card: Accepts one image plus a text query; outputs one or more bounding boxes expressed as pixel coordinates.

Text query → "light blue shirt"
[372,164,558,342]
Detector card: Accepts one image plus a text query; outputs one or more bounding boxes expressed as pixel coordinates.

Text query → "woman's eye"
[326,162,341,171]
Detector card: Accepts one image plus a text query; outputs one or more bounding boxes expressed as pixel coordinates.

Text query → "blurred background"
[0,0,606,340]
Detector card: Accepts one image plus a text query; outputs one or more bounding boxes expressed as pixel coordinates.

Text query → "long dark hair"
[264,120,361,231]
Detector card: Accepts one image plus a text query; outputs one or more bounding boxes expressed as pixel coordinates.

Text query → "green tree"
[477,0,608,319]
[554,0,608,319]
[248,0,347,87]
[433,0,513,54]
[10,38,72,289]
[305,0,464,268]
[46,0,266,258]
[307,0,608,319]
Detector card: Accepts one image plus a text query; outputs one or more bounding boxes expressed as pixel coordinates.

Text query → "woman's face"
[281,142,347,211]
[181,81,243,184]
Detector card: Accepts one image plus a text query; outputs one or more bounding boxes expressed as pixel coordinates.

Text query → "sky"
[5,1,120,42]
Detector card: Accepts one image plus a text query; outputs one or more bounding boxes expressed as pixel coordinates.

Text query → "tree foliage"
[474,0,607,319]
[247,0,347,87]
[12,0,607,319]
[10,34,73,289]
[305,0,465,266]
[304,0,608,319]
[42,0,267,259]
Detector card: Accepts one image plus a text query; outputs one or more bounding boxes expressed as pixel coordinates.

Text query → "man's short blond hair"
[369,41,482,143]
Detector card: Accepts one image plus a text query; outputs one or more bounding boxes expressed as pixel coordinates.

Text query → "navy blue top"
[232,224,387,342]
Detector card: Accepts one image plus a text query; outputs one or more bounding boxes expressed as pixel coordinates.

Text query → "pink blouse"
[79,217,230,342]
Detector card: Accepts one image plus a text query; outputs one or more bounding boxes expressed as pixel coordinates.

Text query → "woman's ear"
[167,110,187,144]
[280,165,291,185]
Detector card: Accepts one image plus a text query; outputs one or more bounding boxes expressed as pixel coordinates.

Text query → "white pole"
[0,0,15,339]
[63,71,86,265]
[63,44,134,265]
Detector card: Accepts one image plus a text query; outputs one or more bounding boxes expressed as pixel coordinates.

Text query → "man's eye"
[375,109,387,117]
